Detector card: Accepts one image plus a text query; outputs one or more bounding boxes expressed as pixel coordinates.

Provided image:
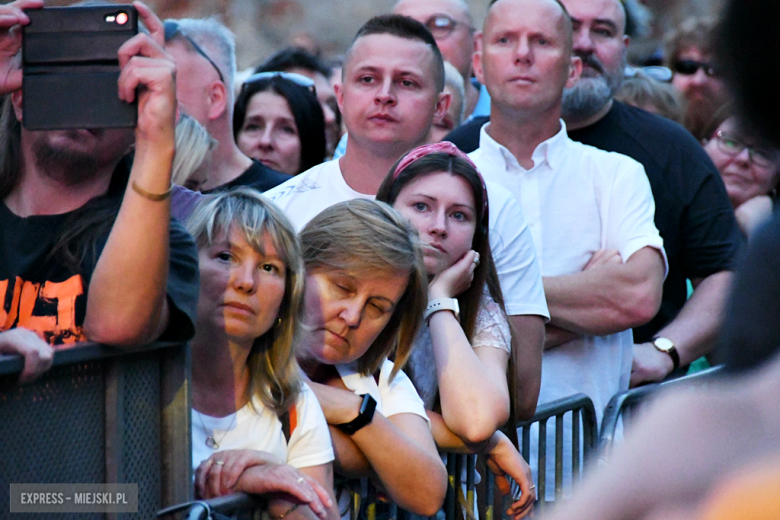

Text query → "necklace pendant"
[205,436,218,449]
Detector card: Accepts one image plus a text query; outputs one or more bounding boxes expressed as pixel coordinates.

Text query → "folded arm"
[543,247,665,337]
[309,381,447,516]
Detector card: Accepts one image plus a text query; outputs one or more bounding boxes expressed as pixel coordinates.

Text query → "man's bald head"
[393,0,476,81]
[486,0,573,54]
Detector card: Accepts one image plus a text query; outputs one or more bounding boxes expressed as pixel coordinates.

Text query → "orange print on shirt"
[0,275,87,346]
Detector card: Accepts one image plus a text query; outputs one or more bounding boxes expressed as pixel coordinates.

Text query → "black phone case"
[22,6,138,130]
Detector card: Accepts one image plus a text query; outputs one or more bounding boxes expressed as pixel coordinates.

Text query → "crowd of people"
[1,0,779,518]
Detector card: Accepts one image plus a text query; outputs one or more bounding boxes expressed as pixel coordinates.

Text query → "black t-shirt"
[204,160,291,194]
[717,209,780,372]
[0,201,199,346]
[445,116,488,154]
[446,103,743,342]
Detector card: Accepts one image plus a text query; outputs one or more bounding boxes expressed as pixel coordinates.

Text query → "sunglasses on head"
[164,20,225,84]
[241,72,317,95]
[673,60,718,77]
[624,65,673,83]
[423,14,473,39]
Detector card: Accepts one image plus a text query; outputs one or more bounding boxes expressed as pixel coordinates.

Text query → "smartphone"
[22,5,139,130]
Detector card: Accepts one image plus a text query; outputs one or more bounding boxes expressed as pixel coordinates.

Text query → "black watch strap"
[336,394,377,435]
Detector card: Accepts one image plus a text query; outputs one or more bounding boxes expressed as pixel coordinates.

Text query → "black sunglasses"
[164,20,225,84]
[673,60,718,77]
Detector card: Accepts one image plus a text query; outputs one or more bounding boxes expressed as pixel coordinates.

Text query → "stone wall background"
[34,0,726,71]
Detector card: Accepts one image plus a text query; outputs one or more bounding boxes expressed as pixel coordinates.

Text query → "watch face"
[654,338,674,352]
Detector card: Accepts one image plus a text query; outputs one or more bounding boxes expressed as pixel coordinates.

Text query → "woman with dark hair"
[376,142,535,518]
[702,108,780,239]
[234,72,326,176]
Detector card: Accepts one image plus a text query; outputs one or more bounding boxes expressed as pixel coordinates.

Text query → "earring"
[276,317,282,327]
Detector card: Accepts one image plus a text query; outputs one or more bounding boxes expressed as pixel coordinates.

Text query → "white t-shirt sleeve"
[599,157,669,278]
[485,181,550,319]
[377,360,430,426]
[286,383,335,469]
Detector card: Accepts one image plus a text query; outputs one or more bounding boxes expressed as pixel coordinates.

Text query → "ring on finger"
[529,484,536,490]
[297,477,305,483]
[214,460,225,466]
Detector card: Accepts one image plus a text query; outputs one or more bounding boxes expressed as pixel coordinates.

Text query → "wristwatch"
[652,337,680,370]
[424,297,460,323]
[336,394,377,435]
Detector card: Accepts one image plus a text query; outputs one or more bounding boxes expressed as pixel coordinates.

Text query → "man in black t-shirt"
[163,18,290,193]
[446,0,742,387]
[0,1,198,380]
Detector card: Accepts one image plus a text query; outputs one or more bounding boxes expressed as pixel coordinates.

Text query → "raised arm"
[426,251,511,443]
[308,379,447,516]
[543,247,664,337]
[84,2,177,346]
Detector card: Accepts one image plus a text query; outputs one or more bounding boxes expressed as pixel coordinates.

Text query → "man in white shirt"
[470,0,667,443]
[266,14,548,419]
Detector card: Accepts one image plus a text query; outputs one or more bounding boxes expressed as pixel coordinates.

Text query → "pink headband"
[393,141,489,221]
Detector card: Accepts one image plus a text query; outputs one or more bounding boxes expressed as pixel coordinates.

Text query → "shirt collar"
[478,119,569,172]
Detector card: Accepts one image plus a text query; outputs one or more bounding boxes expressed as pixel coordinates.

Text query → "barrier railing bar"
[599,366,724,448]
[446,454,456,520]
[0,341,185,377]
[555,414,563,501]
[485,468,494,520]
[572,408,580,484]
[156,492,262,518]
[538,419,546,511]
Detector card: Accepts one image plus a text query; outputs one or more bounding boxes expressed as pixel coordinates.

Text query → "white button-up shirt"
[470,121,667,422]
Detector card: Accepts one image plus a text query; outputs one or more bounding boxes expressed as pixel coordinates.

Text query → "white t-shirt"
[192,382,334,472]
[265,160,549,319]
[334,359,429,426]
[471,121,667,498]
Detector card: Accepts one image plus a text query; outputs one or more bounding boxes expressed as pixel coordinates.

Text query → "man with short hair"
[451,0,742,388]
[267,14,548,421]
[470,0,666,437]
[256,47,342,159]
[164,18,289,192]
[393,0,485,120]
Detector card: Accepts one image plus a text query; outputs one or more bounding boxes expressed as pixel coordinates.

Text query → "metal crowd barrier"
[156,492,263,520]
[515,393,598,512]
[0,341,192,519]
[599,365,725,452]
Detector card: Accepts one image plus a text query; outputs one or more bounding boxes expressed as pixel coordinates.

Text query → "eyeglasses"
[624,65,673,83]
[423,14,473,39]
[673,60,718,77]
[164,20,225,84]
[714,130,778,168]
[242,71,316,94]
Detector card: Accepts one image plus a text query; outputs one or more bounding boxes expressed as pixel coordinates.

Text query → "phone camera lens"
[116,12,128,25]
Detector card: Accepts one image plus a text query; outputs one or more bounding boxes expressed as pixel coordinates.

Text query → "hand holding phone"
[0,0,44,96]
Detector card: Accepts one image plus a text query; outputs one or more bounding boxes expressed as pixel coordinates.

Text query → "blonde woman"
[188,189,338,520]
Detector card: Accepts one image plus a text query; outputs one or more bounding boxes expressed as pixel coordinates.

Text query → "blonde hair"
[172,113,216,186]
[187,188,305,415]
[299,200,427,379]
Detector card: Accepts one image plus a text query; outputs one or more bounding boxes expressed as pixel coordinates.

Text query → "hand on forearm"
[543,247,664,336]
